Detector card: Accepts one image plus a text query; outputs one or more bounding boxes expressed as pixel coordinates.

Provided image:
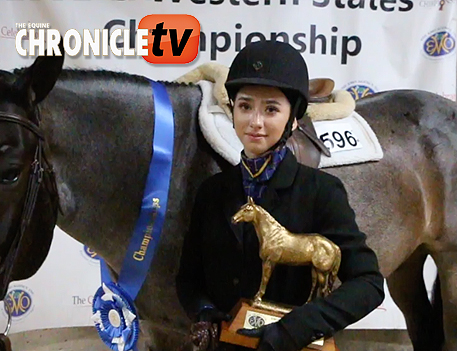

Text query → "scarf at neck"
[240,146,287,203]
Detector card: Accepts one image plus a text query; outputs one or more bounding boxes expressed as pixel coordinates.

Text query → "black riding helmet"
[225,40,310,149]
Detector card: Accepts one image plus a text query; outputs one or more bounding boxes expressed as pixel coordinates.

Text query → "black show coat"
[176,149,384,348]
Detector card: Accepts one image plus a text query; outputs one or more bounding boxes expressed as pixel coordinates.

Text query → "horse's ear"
[248,196,254,204]
[16,37,65,105]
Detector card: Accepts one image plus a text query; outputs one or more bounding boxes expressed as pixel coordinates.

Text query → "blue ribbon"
[92,81,174,351]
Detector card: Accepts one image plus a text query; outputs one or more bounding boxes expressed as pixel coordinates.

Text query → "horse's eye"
[0,169,20,184]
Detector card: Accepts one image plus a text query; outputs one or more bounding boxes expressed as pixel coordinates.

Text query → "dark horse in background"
[0,48,456,351]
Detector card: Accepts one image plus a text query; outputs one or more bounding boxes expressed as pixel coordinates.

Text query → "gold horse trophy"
[219,197,341,351]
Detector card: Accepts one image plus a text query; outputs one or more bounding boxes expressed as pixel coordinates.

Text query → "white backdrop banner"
[0,0,454,333]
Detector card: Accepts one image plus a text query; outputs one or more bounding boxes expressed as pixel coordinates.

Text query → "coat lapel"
[258,150,298,214]
[222,165,246,244]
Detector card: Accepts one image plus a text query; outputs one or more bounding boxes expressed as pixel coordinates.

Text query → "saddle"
[286,78,334,168]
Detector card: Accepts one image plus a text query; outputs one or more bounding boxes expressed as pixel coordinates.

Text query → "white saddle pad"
[197,81,383,168]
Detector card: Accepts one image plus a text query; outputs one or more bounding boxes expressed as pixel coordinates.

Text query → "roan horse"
[1,48,457,351]
[232,196,341,305]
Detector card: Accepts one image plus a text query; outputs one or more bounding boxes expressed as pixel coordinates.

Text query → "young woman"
[176,40,385,351]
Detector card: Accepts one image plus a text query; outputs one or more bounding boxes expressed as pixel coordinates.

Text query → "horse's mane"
[59,69,148,83]
[11,67,192,87]
[254,205,285,232]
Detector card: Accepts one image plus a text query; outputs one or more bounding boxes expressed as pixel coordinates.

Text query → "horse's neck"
[38,72,219,270]
[253,206,282,245]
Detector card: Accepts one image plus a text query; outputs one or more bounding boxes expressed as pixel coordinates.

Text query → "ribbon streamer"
[92,81,175,351]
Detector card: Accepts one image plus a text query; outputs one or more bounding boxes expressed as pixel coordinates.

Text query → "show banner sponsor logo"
[80,245,102,266]
[422,27,456,58]
[419,0,455,10]
[343,81,377,100]
[4,285,34,320]
[83,246,100,261]
[1,22,38,41]
[72,294,94,307]
[1,25,20,40]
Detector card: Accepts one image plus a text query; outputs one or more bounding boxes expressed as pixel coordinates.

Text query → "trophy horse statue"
[219,197,341,351]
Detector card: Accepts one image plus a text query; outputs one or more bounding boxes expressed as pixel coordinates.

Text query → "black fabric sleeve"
[175,179,216,321]
[279,175,385,349]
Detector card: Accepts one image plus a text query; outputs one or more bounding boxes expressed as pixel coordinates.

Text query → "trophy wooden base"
[220,299,338,351]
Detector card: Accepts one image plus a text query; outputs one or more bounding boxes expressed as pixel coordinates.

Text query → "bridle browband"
[0,112,44,140]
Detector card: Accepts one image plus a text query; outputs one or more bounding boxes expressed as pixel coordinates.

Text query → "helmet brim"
[225,77,299,96]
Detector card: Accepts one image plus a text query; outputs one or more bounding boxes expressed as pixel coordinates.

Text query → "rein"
[0,111,56,351]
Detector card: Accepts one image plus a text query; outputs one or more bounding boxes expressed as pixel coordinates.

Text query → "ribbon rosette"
[92,283,140,351]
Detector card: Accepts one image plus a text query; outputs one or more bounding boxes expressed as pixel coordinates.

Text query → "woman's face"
[233,85,291,158]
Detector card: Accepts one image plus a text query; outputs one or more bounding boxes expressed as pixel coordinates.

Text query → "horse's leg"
[320,272,327,297]
[316,271,326,299]
[254,260,275,305]
[386,246,443,351]
[307,267,317,303]
[433,251,457,351]
[319,266,332,296]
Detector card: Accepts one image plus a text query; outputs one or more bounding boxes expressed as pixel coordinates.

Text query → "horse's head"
[0,42,64,298]
[232,196,258,224]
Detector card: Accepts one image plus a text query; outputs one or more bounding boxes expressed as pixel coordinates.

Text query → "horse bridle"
[0,111,49,344]
[0,113,43,139]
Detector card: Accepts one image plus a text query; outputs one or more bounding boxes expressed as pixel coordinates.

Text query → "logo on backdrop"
[342,81,377,100]
[14,15,200,64]
[439,0,456,10]
[72,294,94,307]
[83,246,100,261]
[419,0,455,10]
[80,245,101,265]
[4,286,34,319]
[1,25,20,40]
[422,28,456,58]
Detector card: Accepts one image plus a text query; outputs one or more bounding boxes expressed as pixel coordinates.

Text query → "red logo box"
[139,15,200,64]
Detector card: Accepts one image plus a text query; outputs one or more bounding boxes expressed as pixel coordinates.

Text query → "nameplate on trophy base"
[220,299,337,351]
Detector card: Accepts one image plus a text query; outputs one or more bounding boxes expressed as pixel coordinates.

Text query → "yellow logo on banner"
[5,289,33,317]
[343,81,377,101]
[424,31,456,57]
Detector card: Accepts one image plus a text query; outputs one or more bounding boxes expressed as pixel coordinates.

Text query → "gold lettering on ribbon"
[133,198,160,261]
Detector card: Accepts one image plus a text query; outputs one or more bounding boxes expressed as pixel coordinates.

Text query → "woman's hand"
[185,308,232,351]
[237,322,298,351]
